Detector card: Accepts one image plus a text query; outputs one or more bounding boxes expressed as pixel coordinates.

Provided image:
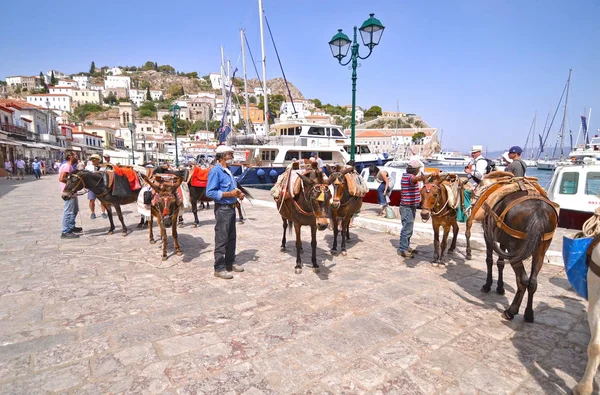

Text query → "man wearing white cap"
[465,145,488,186]
[206,145,245,279]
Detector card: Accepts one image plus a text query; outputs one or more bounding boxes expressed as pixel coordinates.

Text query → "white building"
[90,84,105,92]
[253,87,271,97]
[209,72,227,91]
[104,75,131,90]
[107,67,123,76]
[57,78,78,88]
[47,70,67,80]
[279,101,311,119]
[49,86,77,97]
[5,76,40,91]
[26,94,72,114]
[129,89,164,107]
[72,75,92,90]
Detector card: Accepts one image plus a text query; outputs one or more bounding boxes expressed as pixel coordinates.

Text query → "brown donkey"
[419,174,459,265]
[328,169,362,256]
[143,175,184,260]
[278,169,332,274]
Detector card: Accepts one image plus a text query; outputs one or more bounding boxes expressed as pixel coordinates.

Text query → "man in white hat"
[465,145,488,186]
[85,154,107,219]
[206,145,245,279]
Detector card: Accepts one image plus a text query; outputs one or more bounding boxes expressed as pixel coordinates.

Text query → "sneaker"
[61,232,80,239]
[90,213,97,220]
[407,247,418,254]
[214,271,234,280]
[227,264,244,272]
[72,227,83,233]
[101,213,108,219]
[398,250,415,259]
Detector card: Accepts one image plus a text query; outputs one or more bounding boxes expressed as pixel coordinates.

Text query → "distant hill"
[246,77,304,100]
[445,146,573,159]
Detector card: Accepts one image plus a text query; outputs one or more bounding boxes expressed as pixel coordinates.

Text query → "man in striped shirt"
[398,160,429,258]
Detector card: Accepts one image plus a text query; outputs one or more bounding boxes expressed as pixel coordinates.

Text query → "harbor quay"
[0,175,597,394]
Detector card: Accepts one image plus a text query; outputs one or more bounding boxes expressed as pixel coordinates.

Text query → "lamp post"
[45,99,51,137]
[169,104,181,167]
[329,13,385,161]
[142,134,147,164]
[128,122,136,164]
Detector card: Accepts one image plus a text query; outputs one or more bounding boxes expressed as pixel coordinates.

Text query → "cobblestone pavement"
[0,175,597,394]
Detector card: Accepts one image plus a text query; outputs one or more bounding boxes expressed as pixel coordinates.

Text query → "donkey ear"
[325,164,333,175]
[438,173,449,182]
[326,173,336,185]
[298,173,314,186]
[143,175,161,193]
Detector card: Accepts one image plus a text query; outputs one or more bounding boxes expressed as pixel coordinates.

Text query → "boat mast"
[220,46,227,124]
[241,29,251,135]
[523,111,536,160]
[559,68,572,159]
[258,0,269,135]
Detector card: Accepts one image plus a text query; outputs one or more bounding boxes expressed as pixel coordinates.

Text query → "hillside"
[246,77,304,100]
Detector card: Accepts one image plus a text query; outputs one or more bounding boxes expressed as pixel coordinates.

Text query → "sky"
[1,0,599,152]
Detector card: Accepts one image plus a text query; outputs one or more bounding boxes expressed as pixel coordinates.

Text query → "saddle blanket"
[344,172,369,197]
[114,166,141,191]
[191,166,211,188]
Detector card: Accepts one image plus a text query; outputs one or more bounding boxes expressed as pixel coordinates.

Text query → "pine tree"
[50,71,57,85]
[154,62,158,71]
[90,61,96,74]
[146,86,152,101]
[39,72,48,93]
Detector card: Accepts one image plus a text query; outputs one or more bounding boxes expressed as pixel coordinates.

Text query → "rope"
[264,14,296,113]
[239,195,287,228]
[582,207,600,237]
[244,34,263,87]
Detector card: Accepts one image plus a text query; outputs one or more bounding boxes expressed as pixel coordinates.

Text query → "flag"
[581,115,588,144]
[219,125,231,144]
[538,134,544,153]
[570,130,573,150]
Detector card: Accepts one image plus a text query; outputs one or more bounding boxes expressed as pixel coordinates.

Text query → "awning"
[0,140,24,147]
[70,146,82,152]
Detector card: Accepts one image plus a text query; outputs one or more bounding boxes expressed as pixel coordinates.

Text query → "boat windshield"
[585,172,600,195]
[344,145,371,154]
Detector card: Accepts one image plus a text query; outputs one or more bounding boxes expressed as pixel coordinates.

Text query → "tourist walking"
[506,146,527,177]
[59,153,82,239]
[4,159,13,179]
[85,154,106,219]
[40,159,46,175]
[15,157,25,180]
[206,145,245,280]
[398,160,429,258]
[32,158,42,179]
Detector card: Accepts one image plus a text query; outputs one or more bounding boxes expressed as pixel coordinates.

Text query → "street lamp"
[142,134,147,164]
[45,99,51,136]
[329,13,385,161]
[169,104,181,167]
[128,122,136,165]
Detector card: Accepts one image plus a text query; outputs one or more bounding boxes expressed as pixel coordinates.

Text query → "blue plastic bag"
[562,235,592,300]
[457,189,472,223]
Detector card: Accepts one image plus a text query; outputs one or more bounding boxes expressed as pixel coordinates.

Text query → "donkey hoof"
[502,310,515,320]
[136,223,143,229]
[162,256,167,261]
[122,232,128,237]
[107,231,114,235]
[313,267,320,273]
[481,285,491,293]
[149,239,156,244]
[448,248,455,253]
[280,246,286,252]
[330,249,337,255]
[193,224,198,228]
[176,251,183,256]
[341,251,347,256]
[466,254,472,260]
[496,287,505,295]
[524,311,534,323]
[239,220,245,224]
[295,268,302,274]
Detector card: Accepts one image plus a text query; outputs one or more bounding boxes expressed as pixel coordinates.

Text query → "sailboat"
[521,113,538,167]
[538,69,572,171]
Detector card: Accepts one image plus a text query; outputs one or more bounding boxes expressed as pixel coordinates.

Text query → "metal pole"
[258,0,269,135]
[227,59,232,126]
[220,47,227,103]
[174,115,179,167]
[349,26,359,162]
[559,68,572,159]
[130,129,135,165]
[241,29,250,134]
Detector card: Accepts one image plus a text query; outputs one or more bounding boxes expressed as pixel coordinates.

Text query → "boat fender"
[383,152,389,159]
[257,169,266,177]
[377,158,383,166]
[269,169,278,177]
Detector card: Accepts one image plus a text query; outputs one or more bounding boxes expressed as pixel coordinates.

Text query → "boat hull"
[558,208,593,230]
[362,190,402,206]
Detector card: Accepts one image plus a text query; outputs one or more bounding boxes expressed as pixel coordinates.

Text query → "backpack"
[484,158,496,174]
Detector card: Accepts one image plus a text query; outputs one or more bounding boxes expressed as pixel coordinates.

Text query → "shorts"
[88,190,96,200]
[17,168,24,175]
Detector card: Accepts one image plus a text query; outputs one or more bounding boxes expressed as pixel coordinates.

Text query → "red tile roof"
[28,94,70,97]
[0,105,15,113]
[21,118,32,123]
[356,131,388,137]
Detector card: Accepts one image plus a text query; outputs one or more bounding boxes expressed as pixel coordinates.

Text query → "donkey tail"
[484,204,552,266]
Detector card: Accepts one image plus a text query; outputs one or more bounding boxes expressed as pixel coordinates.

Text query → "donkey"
[482,190,558,322]
[278,169,332,274]
[328,168,362,256]
[419,173,459,265]
[143,175,184,260]
[574,236,600,395]
[62,170,140,236]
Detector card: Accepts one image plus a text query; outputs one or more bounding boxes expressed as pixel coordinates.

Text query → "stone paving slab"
[0,175,597,394]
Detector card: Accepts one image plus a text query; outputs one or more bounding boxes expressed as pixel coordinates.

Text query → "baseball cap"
[509,146,523,155]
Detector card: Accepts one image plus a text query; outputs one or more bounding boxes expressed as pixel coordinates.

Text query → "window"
[559,172,579,195]
[308,127,325,136]
[261,150,277,161]
[585,172,600,195]
[284,151,299,161]
[331,128,344,137]
[319,151,333,161]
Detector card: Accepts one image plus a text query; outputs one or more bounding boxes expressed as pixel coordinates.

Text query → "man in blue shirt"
[206,145,245,279]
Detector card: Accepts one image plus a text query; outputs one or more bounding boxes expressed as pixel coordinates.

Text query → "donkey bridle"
[68,173,109,197]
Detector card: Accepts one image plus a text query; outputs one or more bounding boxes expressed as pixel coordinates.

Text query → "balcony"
[39,134,57,143]
[0,123,28,137]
